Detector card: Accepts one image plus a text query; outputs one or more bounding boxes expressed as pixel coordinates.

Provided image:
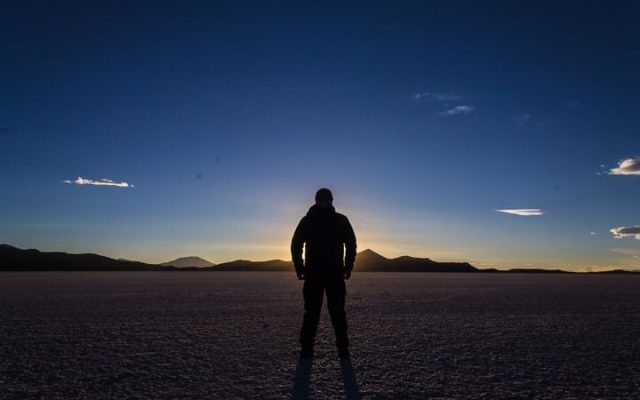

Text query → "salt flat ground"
[1,272,639,400]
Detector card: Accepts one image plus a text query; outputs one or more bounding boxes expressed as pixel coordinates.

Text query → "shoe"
[338,347,350,359]
[300,347,314,358]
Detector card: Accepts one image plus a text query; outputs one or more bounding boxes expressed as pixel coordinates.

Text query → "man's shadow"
[340,358,360,400]
[291,357,360,400]
[291,357,313,399]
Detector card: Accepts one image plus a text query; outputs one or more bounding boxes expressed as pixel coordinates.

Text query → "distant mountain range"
[0,244,165,271]
[1,244,638,273]
[161,256,215,268]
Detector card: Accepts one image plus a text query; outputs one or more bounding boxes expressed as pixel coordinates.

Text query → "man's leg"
[326,278,349,355]
[299,279,324,355]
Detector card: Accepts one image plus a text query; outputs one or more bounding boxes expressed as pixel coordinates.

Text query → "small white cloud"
[610,225,640,240]
[64,177,134,188]
[609,157,640,176]
[496,208,544,216]
[414,91,475,116]
[442,105,474,116]
[413,92,462,102]
[589,231,597,236]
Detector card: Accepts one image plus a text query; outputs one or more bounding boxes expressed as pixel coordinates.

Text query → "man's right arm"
[291,217,306,279]
[343,216,357,279]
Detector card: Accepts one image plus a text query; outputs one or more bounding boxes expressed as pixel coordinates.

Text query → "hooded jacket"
[291,204,357,276]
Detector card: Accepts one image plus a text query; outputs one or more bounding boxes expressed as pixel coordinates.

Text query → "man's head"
[315,188,333,207]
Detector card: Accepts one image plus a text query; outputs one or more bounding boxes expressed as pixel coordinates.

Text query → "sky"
[2,1,640,270]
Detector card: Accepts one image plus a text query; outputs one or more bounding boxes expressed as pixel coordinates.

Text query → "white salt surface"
[1,272,639,399]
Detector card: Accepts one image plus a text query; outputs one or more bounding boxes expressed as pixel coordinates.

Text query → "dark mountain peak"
[355,249,390,271]
[357,249,388,261]
[353,249,477,272]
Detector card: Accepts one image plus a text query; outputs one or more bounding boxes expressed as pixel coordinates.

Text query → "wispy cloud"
[496,208,544,216]
[513,113,531,127]
[413,91,475,117]
[610,225,640,240]
[609,248,640,257]
[609,157,640,176]
[64,177,134,188]
[442,105,474,116]
[413,92,462,102]
[564,100,580,110]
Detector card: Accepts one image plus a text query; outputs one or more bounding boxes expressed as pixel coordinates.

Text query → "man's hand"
[295,263,305,280]
[344,268,352,280]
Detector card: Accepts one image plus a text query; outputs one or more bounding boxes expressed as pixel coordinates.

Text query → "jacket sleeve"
[343,217,357,271]
[291,217,306,273]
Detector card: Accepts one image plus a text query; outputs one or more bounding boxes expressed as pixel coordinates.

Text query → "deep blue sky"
[2,1,640,269]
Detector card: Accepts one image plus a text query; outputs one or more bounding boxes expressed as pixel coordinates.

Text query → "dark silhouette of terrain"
[1,244,638,274]
[214,259,292,271]
[161,256,216,268]
[594,268,640,274]
[0,244,168,271]
[480,267,571,274]
[355,249,476,272]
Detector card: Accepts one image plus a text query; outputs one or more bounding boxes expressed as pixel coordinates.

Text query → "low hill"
[594,269,640,274]
[480,268,571,274]
[161,256,215,268]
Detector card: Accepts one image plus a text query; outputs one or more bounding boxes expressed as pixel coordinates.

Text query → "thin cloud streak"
[609,157,640,175]
[610,225,640,240]
[414,91,474,117]
[413,92,462,102]
[496,208,544,216]
[441,105,474,116]
[513,113,531,127]
[609,248,640,257]
[64,177,134,188]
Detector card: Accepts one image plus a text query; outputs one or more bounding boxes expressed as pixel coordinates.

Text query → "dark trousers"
[299,275,349,350]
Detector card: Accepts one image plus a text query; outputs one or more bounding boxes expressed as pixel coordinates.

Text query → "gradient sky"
[2,1,640,270]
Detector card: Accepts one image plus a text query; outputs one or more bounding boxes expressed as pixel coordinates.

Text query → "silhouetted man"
[291,188,357,359]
